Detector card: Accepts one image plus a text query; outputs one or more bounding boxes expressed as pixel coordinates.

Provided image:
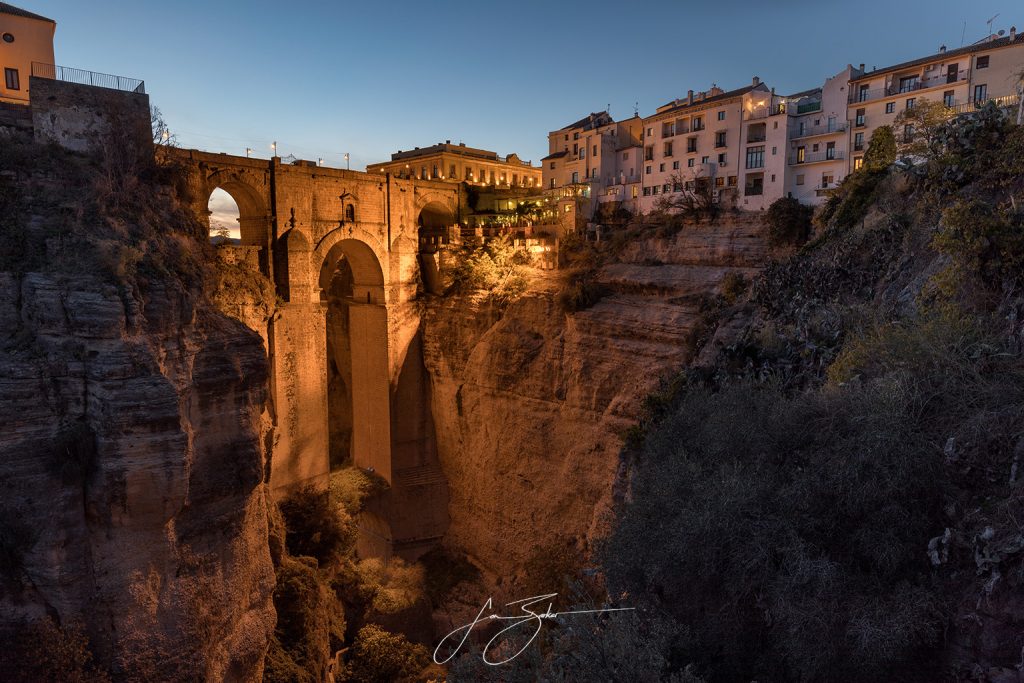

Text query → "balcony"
[791,122,847,140]
[789,150,845,166]
[948,94,1021,115]
[796,100,822,115]
[746,133,766,143]
[743,104,786,120]
[848,69,968,103]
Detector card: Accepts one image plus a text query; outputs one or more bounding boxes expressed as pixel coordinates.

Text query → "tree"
[654,170,719,222]
[150,106,176,147]
[893,99,953,159]
[862,125,896,173]
[764,196,813,247]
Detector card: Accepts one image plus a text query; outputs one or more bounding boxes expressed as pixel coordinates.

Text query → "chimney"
[687,89,694,105]
[752,76,761,86]
[445,139,451,144]
[859,63,865,71]
[939,44,946,53]
[1011,26,1017,41]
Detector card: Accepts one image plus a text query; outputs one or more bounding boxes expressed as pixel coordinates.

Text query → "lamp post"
[344,153,350,170]
[246,147,253,158]
[271,141,277,157]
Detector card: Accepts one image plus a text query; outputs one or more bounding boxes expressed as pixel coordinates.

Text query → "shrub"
[556,275,608,312]
[345,624,429,683]
[719,271,748,304]
[278,485,355,565]
[0,618,111,683]
[418,547,481,608]
[764,197,813,247]
[447,233,530,304]
[602,379,950,682]
[329,466,388,517]
[932,199,1024,289]
[267,556,345,683]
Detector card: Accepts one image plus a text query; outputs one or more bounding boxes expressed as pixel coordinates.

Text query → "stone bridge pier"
[174,149,458,559]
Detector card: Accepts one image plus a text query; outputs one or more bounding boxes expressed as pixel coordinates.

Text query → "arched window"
[345,204,355,222]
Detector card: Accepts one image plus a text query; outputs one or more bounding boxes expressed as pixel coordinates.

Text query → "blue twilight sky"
[25,0,1023,171]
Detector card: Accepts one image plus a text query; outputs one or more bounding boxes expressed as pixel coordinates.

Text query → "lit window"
[854,157,864,170]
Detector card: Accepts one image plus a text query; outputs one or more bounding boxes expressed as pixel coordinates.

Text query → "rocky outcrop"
[422,217,768,587]
[0,269,275,682]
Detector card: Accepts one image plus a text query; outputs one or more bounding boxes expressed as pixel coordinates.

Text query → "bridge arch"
[205,171,272,275]
[318,236,393,484]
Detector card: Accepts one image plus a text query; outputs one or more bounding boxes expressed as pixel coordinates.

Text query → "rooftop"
[0,2,55,23]
[651,82,766,118]
[557,111,614,133]
[852,30,1024,82]
[386,141,533,166]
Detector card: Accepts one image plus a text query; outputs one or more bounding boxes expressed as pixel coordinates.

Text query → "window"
[715,177,725,187]
[1,33,13,43]
[663,141,673,157]
[550,178,555,189]
[822,173,834,187]
[622,151,629,160]
[663,184,671,193]
[345,204,355,222]
[632,186,638,198]
[855,108,865,127]
[449,164,456,178]
[854,157,864,170]
[687,138,697,153]
[644,146,654,161]
[858,84,869,102]
[692,117,704,131]
[646,127,653,136]
[549,162,556,169]
[854,132,864,151]
[812,143,819,153]
[796,174,805,186]
[974,84,987,103]
[717,111,726,121]
[652,185,660,195]
[574,143,579,155]
[905,98,915,110]
[565,204,571,212]
[744,175,764,196]
[591,168,598,178]
[659,163,665,172]
[574,132,580,140]
[903,124,914,143]
[976,55,989,69]
[714,131,727,148]
[796,146,805,163]
[643,187,651,196]
[943,90,955,107]
[592,145,598,156]
[885,102,895,114]
[672,160,680,170]
[728,176,738,187]
[580,147,586,159]
[771,146,777,155]
[4,68,19,91]
[645,165,652,174]
[746,145,765,169]
[571,171,579,183]
[826,141,836,160]
[718,153,726,165]
[701,156,709,164]
[687,158,695,168]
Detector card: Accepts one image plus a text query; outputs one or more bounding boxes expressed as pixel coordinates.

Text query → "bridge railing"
[31,62,146,94]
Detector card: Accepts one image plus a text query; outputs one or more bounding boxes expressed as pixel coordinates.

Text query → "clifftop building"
[0,2,55,105]
[549,22,1024,216]
[369,141,542,188]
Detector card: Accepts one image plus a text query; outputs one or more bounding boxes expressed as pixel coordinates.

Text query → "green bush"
[863,125,896,172]
[764,197,813,247]
[932,199,1024,289]
[278,485,355,565]
[345,624,429,683]
[0,618,111,683]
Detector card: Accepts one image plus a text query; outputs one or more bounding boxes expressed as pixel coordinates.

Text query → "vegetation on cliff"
[455,103,1024,683]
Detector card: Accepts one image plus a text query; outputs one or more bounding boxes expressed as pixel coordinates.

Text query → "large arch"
[317,237,393,484]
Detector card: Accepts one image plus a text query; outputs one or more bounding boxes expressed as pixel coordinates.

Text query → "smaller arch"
[317,237,385,305]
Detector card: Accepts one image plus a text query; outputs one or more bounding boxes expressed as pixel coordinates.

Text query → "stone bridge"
[173,149,459,559]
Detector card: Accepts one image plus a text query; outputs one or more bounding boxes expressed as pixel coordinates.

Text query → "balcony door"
[946,63,959,84]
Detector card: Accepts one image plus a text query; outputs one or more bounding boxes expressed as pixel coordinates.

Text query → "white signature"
[433,593,635,666]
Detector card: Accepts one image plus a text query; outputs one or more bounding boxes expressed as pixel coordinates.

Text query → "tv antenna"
[634,101,639,117]
[987,14,1000,40]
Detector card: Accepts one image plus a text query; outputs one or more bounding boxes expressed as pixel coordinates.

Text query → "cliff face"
[0,270,275,681]
[422,218,768,585]
[0,137,276,682]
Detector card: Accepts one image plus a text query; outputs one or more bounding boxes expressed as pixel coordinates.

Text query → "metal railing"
[948,94,1020,115]
[848,70,967,103]
[796,100,822,114]
[32,62,145,94]
[789,150,845,166]
[791,121,847,140]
